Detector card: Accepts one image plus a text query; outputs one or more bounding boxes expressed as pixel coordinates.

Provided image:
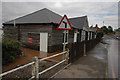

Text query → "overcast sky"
[1,1,119,29]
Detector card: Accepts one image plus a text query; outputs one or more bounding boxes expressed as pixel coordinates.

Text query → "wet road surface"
[118,40,120,80]
[105,39,119,79]
[53,42,108,78]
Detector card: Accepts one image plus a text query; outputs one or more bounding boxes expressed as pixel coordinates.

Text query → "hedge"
[2,38,23,65]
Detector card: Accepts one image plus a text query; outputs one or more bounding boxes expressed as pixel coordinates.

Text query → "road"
[116,39,120,79]
[104,36,119,79]
[0,42,1,74]
[53,40,108,78]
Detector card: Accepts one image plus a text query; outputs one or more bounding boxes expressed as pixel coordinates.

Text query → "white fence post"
[32,56,39,79]
[65,49,69,64]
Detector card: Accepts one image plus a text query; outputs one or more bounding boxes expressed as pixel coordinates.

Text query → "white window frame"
[74,32,78,42]
[81,30,85,41]
[88,32,90,40]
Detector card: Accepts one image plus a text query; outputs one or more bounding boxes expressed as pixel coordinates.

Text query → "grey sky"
[2,1,119,29]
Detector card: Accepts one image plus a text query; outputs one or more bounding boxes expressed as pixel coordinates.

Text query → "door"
[40,33,48,52]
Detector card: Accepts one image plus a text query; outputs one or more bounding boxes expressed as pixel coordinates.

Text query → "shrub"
[96,32,104,38]
[2,38,23,65]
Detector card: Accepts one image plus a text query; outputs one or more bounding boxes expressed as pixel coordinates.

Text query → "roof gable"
[69,16,89,29]
[4,8,62,24]
[3,8,89,30]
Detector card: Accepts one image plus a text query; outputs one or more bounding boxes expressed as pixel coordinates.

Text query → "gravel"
[2,61,66,79]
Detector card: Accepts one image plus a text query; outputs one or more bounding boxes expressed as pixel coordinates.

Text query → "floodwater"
[2,48,62,72]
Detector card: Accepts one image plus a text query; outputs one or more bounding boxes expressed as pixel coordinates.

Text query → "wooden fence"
[68,38,101,63]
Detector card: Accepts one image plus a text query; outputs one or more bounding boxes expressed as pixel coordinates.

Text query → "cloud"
[0,2,2,27]
[2,2,118,29]
[2,0,119,2]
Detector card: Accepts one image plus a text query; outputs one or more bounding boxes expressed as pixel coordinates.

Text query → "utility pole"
[103,21,104,26]
[14,19,16,27]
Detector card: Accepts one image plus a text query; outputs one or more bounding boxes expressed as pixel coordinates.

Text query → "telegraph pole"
[14,19,16,27]
[103,21,104,26]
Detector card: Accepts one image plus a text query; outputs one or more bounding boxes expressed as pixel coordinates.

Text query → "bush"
[96,32,104,38]
[2,38,23,65]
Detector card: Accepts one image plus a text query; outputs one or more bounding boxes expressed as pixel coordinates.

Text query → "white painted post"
[67,31,69,43]
[65,48,69,64]
[66,31,69,63]
[62,30,67,61]
[32,57,39,79]
[63,30,67,51]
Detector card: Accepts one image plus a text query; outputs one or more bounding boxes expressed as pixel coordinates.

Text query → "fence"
[0,50,69,79]
[0,62,34,79]
[29,50,68,79]
[0,32,102,79]
[68,38,101,63]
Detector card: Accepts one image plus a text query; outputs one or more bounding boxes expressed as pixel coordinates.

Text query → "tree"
[95,24,98,27]
[101,26,108,34]
[108,26,113,33]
